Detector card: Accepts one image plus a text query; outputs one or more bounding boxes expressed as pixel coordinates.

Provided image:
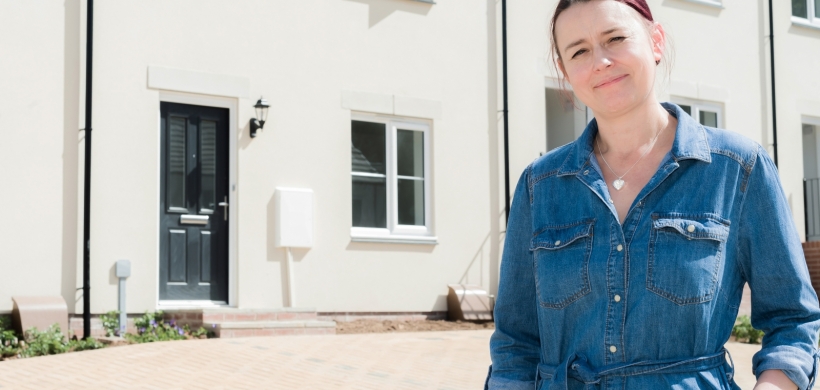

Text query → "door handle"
[219,196,229,221]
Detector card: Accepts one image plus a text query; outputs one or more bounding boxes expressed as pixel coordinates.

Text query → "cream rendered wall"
[0,1,81,313]
[86,0,495,313]
[776,1,820,242]
[504,0,550,183]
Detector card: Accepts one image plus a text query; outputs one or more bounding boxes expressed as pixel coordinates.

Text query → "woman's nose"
[594,51,613,71]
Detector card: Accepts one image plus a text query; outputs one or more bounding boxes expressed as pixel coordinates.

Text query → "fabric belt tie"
[536,349,731,390]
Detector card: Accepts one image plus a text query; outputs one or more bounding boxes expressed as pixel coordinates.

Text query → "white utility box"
[274,187,314,248]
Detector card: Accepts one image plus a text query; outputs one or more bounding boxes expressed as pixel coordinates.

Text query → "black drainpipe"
[768,0,778,166]
[82,0,94,339]
[502,0,511,224]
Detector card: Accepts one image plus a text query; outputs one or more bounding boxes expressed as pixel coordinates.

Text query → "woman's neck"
[594,101,672,158]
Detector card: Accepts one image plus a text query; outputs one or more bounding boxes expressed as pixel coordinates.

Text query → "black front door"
[159,102,229,301]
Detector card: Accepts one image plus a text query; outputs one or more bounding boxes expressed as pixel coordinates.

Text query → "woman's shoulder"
[526,141,579,182]
[700,125,765,168]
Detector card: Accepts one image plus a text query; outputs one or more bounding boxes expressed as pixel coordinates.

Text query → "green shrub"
[100,310,120,337]
[124,311,213,344]
[732,315,764,344]
[0,316,21,359]
[18,324,104,358]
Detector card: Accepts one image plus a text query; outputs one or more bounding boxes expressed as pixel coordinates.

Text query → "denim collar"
[557,102,712,176]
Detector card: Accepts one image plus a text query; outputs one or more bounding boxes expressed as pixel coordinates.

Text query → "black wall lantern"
[250,97,270,138]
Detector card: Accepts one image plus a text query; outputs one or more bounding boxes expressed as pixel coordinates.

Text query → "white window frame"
[671,97,724,129]
[681,0,723,9]
[350,113,436,245]
[792,0,820,29]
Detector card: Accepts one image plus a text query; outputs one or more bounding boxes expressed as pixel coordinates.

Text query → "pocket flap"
[652,217,729,241]
[531,220,594,250]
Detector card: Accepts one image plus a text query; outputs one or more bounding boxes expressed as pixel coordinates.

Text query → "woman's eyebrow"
[562,28,620,53]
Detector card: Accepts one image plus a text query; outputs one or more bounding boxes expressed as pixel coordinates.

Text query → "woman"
[486,1,820,389]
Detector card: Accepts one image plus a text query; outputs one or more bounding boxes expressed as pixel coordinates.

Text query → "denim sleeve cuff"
[487,376,536,390]
[752,345,818,390]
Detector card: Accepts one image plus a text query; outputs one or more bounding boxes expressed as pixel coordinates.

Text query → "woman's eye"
[609,36,625,43]
[571,49,587,59]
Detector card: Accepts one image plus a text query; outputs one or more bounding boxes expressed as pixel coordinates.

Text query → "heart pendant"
[613,178,625,190]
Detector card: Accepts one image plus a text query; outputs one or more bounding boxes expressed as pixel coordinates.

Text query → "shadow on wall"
[239,120,252,151]
[457,233,489,287]
[62,0,82,314]
[431,294,448,312]
[266,194,309,303]
[342,0,432,28]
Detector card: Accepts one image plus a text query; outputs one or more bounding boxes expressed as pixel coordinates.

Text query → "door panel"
[160,102,229,301]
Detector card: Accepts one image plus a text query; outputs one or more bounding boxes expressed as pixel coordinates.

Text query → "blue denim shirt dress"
[486,103,820,390]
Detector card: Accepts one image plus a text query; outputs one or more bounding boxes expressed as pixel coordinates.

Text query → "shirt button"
[583,170,589,175]
[608,198,614,203]
[616,244,623,252]
[554,240,561,246]
[610,345,617,353]
[614,295,621,302]
[687,224,695,232]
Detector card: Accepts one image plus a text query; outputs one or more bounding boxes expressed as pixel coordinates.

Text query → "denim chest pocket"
[647,214,730,305]
[531,220,594,309]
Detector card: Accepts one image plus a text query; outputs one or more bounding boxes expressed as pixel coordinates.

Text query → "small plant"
[124,311,213,344]
[100,310,120,337]
[18,324,104,358]
[0,316,21,359]
[732,315,764,344]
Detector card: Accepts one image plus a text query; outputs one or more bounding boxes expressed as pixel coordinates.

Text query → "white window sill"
[792,17,820,31]
[351,235,438,245]
[681,0,723,9]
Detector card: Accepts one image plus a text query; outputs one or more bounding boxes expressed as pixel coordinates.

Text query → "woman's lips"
[594,74,628,88]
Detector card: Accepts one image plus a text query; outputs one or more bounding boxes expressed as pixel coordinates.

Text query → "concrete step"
[164,307,319,326]
[205,320,336,338]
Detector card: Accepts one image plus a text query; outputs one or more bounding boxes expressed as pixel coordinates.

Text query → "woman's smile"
[594,74,629,89]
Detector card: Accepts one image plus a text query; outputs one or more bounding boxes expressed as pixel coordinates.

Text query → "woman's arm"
[736,147,820,390]
[754,370,797,390]
[486,168,541,390]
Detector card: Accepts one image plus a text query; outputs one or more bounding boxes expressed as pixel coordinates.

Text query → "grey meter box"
[116,259,131,278]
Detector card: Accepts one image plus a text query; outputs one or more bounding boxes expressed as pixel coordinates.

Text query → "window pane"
[815,0,820,17]
[167,116,186,209]
[352,175,387,228]
[351,121,386,174]
[398,178,424,226]
[200,120,217,212]
[679,105,692,116]
[397,129,424,178]
[699,110,718,128]
[793,0,808,17]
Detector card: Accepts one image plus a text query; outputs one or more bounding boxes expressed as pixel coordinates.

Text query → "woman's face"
[554,0,664,118]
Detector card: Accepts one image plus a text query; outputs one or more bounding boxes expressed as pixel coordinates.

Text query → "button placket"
[605,221,627,365]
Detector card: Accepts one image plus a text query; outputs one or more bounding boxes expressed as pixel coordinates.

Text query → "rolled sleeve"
[487,168,540,389]
[736,147,820,389]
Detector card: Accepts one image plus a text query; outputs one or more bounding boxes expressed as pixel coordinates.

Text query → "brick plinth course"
[0,330,761,389]
[804,241,820,299]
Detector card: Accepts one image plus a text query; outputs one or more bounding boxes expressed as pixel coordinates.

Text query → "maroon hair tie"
[620,0,654,22]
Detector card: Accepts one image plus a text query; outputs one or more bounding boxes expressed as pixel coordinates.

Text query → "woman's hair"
[549,0,674,95]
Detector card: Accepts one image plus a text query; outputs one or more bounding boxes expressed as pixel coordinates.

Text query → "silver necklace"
[595,123,666,191]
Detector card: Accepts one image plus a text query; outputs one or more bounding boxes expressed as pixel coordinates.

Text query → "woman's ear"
[650,22,666,65]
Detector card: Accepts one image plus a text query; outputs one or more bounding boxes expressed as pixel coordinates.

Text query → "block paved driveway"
[0,330,763,389]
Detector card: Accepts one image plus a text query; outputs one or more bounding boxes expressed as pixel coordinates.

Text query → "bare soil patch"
[336,319,494,334]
